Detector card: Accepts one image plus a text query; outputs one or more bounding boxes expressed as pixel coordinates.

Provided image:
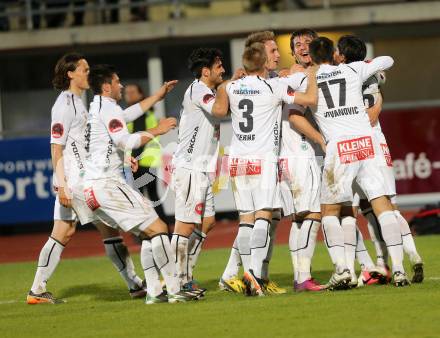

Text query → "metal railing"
[0,0,420,31]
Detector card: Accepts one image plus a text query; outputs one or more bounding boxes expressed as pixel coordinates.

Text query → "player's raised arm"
[212,82,230,117]
[122,80,178,122]
[282,65,318,107]
[356,56,394,82]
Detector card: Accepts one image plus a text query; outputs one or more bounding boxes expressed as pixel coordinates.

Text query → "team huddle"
[27,28,424,305]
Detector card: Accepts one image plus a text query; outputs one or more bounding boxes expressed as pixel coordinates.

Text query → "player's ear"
[201,66,210,78]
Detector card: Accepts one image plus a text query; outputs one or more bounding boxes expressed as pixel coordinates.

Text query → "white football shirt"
[226,75,297,161]
[278,73,316,158]
[311,56,393,141]
[172,80,220,173]
[50,91,88,188]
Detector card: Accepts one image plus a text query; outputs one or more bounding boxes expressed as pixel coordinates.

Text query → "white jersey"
[172,80,220,173]
[312,56,393,141]
[50,91,88,188]
[362,72,383,133]
[226,75,297,161]
[84,95,130,182]
[279,73,316,158]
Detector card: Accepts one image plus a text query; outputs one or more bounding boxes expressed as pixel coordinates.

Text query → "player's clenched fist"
[157,117,177,135]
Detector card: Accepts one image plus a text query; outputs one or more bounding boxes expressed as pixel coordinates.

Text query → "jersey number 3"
[238,99,253,133]
[318,78,346,109]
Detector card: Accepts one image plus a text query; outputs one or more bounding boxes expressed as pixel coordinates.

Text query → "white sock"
[341,216,357,277]
[322,216,347,273]
[221,239,242,280]
[151,234,180,295]
[394,210,421,262]
[187,229,206,281]
[297,219,320,283]
[103,237,143,290]
[355,227,375,271]
[31,237,64,294]
[249,218,271,279]
[363,207,388,266]
[262,211,280,280]
[171,234,189,287]
[237,223,253,273]
[377,211,404,273]
[289,221,300,282]
[140,240,162,297]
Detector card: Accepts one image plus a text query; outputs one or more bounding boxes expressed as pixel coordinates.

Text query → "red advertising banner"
[381,106,440,194]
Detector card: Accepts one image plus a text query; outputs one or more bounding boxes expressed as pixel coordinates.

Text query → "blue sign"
[0,137,55,225]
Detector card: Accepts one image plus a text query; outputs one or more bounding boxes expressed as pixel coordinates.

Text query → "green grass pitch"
[1,235,440,338]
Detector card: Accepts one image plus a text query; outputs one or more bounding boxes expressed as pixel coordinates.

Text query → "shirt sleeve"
[50,101,74,146]
[196,89,216,115]
[122,103,144,123]
[350,56,394,82]
[102,104,142,150]
[275,79,297,105]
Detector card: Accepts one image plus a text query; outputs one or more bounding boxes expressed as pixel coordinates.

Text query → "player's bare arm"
[367,92,383,127]
[51,143,72,208]
[291,65,318,107]
[289,111,326,153]
[137,80,178,112]
[212,83,230,117]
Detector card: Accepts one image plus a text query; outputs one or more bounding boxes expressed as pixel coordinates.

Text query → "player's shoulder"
[52,91,73,115]
[280,72,307,88]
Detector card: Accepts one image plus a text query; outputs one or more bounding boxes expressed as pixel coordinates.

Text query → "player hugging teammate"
[28,29,423,305]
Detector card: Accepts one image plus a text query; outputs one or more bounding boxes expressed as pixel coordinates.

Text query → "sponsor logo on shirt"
[317,70,342,80]
[287,86,295,96]
[108,119,123,133]
[337,136,375,164]
[195,202,204,215]
[229,158,261,177]
[203,94,215,104]
[233,84,260,95]
[51,123,64,138]
[187,126,199,154]
[381,143,393,167]
[84,187,100,211]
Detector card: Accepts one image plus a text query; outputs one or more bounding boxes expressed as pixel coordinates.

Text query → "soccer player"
[309,37,410,288]
[219,31,286,294]
[27,53,145,305]
[213,42,318,296]
[335,35,424,283]
[84,64,196,304]
[170,48,225,293]
[278,29,326,291]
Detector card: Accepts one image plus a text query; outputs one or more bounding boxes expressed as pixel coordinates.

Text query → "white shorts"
[171,168,215,224]
[83,179,158,236]
[53,186,97,225]
[321,135,392,205]
[279,156,321,216]
[230,158,278,213]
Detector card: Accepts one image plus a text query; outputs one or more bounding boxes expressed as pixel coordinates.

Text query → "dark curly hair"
[52,52,85,90]
[88,64,117,95]
[337,35,367,63]
[188,48,223,78]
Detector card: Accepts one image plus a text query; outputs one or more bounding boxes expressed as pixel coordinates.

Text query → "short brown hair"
[242,42,267,73]
[309,37,334,65]
[290,28,318,51]
[52,52,85,90]
[245,31,275,47]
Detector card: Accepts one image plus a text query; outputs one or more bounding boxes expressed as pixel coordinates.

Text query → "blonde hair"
[242,42,267,73]
[245,31,275,47]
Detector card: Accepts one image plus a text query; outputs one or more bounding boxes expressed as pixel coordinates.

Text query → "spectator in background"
[0,1,9,31]
[45,0,69,28]
[130,0,148,22]
[124,84,166,221]
[72,0,86,26]
[249,0,280,12]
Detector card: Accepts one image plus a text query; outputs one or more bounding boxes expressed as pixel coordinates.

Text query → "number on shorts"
[238,99,254,133]
[318,78,346,109]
